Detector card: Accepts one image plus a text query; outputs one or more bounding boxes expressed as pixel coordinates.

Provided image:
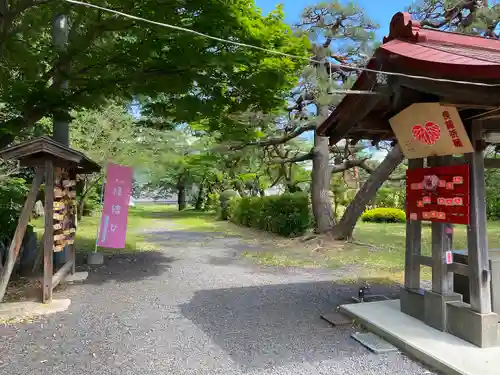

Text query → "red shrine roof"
[380,12,500,77]
[317,12,500,142]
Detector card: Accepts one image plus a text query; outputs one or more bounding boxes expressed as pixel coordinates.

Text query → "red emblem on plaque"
[412,121,441,145]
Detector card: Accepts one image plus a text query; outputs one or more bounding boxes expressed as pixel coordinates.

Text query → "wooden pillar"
[43,159,55,303]
[465,121,492,313]
[405,158,424,290]
[69,168,77,274]
[0,167,44,302]
[429,156,454,295]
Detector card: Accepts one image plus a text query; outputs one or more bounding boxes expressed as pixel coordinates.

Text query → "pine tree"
[409,0,499,38]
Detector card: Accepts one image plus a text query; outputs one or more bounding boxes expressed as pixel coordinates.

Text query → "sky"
[254,0,412,41]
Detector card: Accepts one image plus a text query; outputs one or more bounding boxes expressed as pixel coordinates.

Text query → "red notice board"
[406,164,470,225]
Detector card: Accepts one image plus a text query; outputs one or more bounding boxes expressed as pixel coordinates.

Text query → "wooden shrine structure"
[0,136,100,303]
[318,12,500,347]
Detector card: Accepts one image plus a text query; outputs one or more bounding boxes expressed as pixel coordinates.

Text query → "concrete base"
[447,301,499,348]
[63,271,89,284]
[87,252,104,265]
[424,290,462,332]
[340,299,500,375]
[0,299,71,323]
[320,311,352,326]
[400,287,425,321]
[351,332,398,354]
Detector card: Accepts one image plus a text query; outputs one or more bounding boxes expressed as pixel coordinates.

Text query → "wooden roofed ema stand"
[318,12,500,348]
[0,136,100,303]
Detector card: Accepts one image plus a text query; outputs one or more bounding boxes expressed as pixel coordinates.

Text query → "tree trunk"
[330,144,404,240]
[311,131,335,233]
[195,181,205,211]
[233,180,247,197]
[77,177,87,221]
[177,175,186,211]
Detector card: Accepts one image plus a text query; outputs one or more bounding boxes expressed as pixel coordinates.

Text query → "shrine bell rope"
[66,0,500,91]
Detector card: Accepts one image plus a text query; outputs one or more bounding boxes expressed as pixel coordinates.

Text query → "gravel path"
[0,224,436,375]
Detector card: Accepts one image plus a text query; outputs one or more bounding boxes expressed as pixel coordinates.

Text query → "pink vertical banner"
[97,163,133,249]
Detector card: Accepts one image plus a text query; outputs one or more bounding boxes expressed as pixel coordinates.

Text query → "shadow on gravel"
[76,251,176,286]
[180,279,400,370]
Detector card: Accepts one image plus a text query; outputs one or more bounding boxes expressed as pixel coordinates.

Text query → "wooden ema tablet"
[53,244,65,252]
[53,234,65,241]
[62,180,76,188]
[54,187,64,198]
[53,202,65,209]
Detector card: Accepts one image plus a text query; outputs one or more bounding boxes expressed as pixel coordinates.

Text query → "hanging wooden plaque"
[53,244,65,252]
[389,103,473,159]
[406,164,470,225]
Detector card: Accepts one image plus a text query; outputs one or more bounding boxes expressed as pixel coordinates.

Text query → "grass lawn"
[31,204,500,284]
[31,204,181,253]
[241,221,500,283]
[30,203,257,254]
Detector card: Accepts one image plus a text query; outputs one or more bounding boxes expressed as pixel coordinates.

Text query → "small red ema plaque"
[445,251,453,265]
[406,164,470,225]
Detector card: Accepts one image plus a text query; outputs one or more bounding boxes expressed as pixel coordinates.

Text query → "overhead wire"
[65,0,500,89]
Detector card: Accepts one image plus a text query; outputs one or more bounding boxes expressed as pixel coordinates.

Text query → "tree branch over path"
[271,151,314,164]
[230,121,317,150]
[273,153,406,181]
[359,160,405,181]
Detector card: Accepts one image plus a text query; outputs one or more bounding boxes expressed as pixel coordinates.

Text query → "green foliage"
[0,177,29,244]
[228,193,310,236]
[373,186,405,209]
[1,0,309,143]
[219,189,240,220]
[70,101,170,216]
[361,208,406,223]
[205,192,220,212]
[486,169,500,220]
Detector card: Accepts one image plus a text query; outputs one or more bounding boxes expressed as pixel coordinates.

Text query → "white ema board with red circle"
[389,103,474,159]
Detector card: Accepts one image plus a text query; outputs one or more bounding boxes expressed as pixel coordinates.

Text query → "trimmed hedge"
[228,193,310,236]
[219,190,240,220]
[361,207,406,223]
